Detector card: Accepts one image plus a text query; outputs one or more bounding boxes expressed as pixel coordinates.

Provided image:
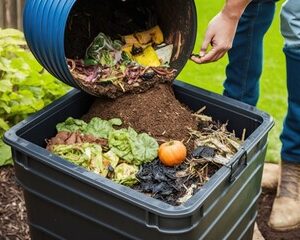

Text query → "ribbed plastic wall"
[23,0,79,88]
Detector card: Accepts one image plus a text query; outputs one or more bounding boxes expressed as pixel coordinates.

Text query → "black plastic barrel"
[24,0,197,95]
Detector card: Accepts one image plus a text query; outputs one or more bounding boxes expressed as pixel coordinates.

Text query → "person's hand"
[191,11,240,64]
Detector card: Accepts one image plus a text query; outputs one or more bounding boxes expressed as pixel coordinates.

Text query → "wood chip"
[0,167,30,240]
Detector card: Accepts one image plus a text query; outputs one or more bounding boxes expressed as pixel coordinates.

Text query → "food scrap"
[158,140,187,167]
[47,117,159,186]
[67,25,176,97]
[47,105,244,205]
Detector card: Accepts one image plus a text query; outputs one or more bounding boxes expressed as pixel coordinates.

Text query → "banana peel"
[135,31,152,45]
[123,34,140,45]
[149,26,164,45]
[135,25,164,45]
[122,44,134,58]
[123,25,164,46]
[121,26,165,66]
[134,46,161,67]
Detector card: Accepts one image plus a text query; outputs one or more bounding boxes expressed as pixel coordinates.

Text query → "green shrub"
[0,28,70,166]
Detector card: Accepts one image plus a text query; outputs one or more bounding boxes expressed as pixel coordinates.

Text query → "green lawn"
[179,0,286,163]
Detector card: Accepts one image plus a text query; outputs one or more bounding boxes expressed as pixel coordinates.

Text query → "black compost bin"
[24,0,197,95]
[4,81,274,240]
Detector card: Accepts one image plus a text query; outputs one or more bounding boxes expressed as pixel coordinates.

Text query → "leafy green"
[109,127,158,165]
[56,117,87,133]
[85,33,124,67]
[84,117,122,138]
[102,150,120,176]
[109,128,136,162]
[113,163,139,187]
[51,143,104,175]
[51,143,138,186]
[56,117,122,139]
[130,133,159,164]
[0,28,70,166]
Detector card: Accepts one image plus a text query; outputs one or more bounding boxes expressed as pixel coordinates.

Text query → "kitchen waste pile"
[47,85,244,206]
[67,25,176,98]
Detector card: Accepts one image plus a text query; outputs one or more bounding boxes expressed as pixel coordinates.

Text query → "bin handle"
[13,152,30,170]
[228,148,247,183]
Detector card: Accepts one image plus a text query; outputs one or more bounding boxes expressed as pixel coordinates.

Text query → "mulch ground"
[257,188,300,240]
[0,166,29,240]
[1,166,300,240]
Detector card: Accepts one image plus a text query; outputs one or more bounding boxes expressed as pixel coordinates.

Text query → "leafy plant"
[108,127,159,166]
[56,117,122,139]
[55,117,158,166]
[0,28,70,166]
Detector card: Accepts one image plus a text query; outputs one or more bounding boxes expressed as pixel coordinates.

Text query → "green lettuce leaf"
[113,163,139,187]
[51,143,103,174]
[84,117,122,139]
[102,150,119,177]
[56,117,87,133]
[56,117,122,139]
[109,128,135,162]
[130,133,159,164]
[109,127,158,165]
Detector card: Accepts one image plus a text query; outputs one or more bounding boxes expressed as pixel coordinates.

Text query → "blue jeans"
[280,0,300,163]
[224,0,300,163]
[223,0,276,106]
[280,47,300,163]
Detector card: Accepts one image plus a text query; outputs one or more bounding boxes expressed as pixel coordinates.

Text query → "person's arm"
[191,0,251,64]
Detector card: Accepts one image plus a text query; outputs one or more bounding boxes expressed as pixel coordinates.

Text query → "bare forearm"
[191,0,251,64]
[222,0,252,20]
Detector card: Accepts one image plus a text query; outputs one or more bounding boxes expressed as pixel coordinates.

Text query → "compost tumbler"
[23,0,197,94]
[5,0,274,239]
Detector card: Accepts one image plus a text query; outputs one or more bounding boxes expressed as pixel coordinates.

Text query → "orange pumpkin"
[158,141,187,167]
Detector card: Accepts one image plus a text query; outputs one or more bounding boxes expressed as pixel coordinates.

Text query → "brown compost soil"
[82,83,198,153]
[74,72,175,99]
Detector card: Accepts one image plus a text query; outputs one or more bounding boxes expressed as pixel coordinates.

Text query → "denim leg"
[280,48,300,164]
[280,0,300,164]
[223,1,275,106]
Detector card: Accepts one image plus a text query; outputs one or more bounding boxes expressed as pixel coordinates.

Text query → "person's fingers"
[209,51,227,62]
[200,32,213,57]
[215,51,227,61]
[190,55,202,64]
[197,48,219,64]
[199,43,231,64]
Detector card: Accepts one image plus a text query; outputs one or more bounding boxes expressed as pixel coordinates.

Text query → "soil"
[0,167,29,240]
[82,83,198,153]
[257,188,300,240]
[75,72,175,98]
[1,169,300,239]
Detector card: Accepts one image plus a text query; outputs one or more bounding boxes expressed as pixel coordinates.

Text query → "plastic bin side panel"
[12,151,149,239]
[199,145,267,240]
[12,141,267,240]
[24,191,132,240]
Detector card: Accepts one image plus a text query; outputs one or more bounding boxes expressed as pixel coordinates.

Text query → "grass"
[179,0,286,163]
